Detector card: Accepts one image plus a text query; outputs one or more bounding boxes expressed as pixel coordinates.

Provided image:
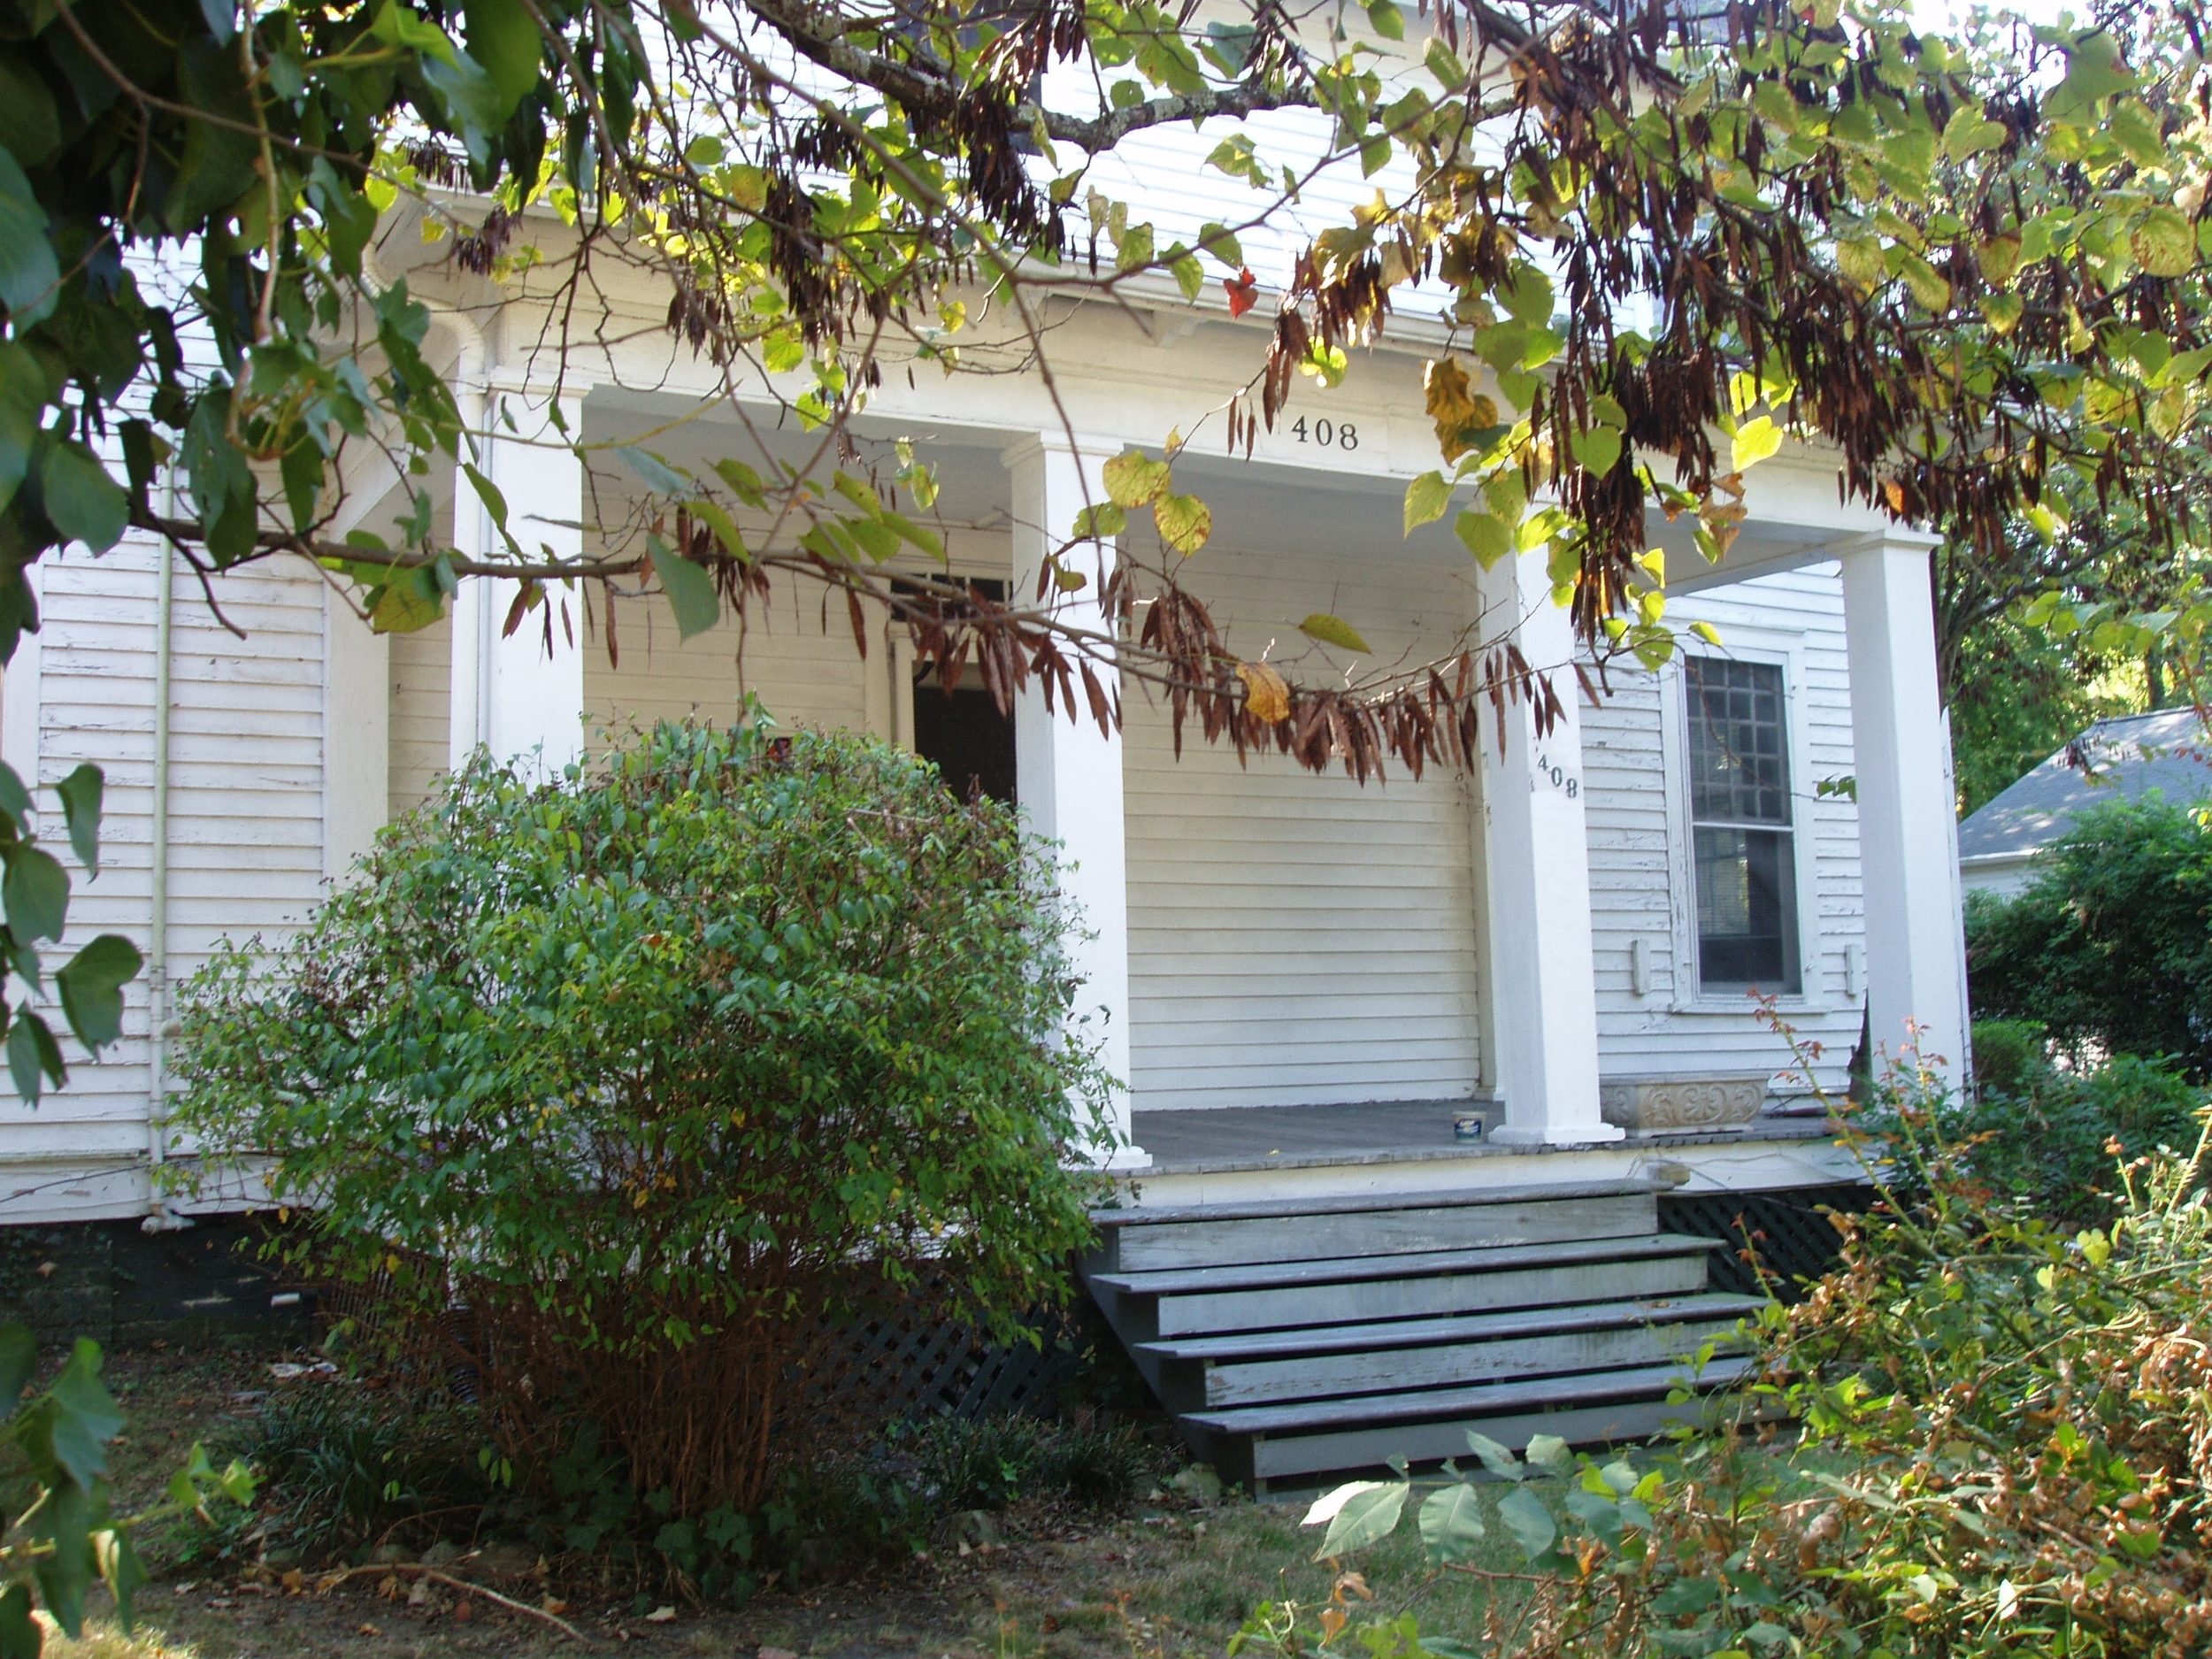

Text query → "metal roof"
[1957,709,2212,863]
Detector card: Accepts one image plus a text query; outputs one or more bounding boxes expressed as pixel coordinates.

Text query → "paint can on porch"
[1452,1110,1486,1143]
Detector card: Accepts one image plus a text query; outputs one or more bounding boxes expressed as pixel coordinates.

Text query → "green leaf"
[370,2,461,65]
[1171,252,1204,302]
[0,345,47,519]
[1464,1431,1522,1480]
[97,1525,148,1630]
[1298,613,1371,653]
[1364,0,1403,40]
[1939,105,2008,162]
[1116,221,1155,273]
[0,1585,35,1659]
[1072,503,1126,540]
[1153,493,1211,556]
[47,1338,123,1492]
[463,0,542,120]
[1570,427,1623,476]
[57,934,142,1052]
[688,498,748,561]
[32,1477,93,1634]
[5,1010,61,1100]
[0,1325,32,1406]
[38,442,127,554]
[615,445,691,497]
[1730,415,1784,472]
[1895,251,1951,311]
[461,461,511,534]
[1497,1485,1556,1559]
[1102,449,1171,509]
[646,534,720,641]
[712,458,767,507]
[1309,1480,1409,1559]
[1418,1483,1487,1563]
[0,146,58,330]
[55,764,101,875]
[1455,509,1513,569]
[1525,1433,1575,1475]
[2108,99,2165,167]
[1403,470,1453,534]
[0,762,32,840]
[1500,265,1554,326]
[4,845,66,941]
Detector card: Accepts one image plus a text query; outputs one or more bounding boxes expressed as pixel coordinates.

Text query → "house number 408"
[1534,751,1580,798]
[1291,418,1359,450]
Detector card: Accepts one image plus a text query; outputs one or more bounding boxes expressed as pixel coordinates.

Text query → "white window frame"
[1657,626,1827,1014]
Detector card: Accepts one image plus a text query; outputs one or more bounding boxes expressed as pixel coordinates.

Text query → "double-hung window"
[1685,657,1801,994]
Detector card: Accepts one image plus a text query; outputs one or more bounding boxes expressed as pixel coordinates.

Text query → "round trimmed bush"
[173,721,1111,1518]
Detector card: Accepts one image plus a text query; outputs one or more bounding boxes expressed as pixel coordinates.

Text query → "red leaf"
[1225,267,1258,319]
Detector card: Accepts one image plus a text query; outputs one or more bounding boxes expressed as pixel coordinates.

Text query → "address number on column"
[1533,750,1580,799]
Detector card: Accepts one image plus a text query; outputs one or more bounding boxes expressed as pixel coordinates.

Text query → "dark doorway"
[899,578,1018,807]
[912,672,1016,806]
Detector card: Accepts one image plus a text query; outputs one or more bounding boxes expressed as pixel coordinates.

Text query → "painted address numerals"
[1290,417,1359,450]
[1533,750,1581,799]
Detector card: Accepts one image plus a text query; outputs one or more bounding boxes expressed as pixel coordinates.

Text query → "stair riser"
[1248,1395,1726,1486]
[1175,1318,1750,1409]
[1110,1193,1658,1272]
[1150,1254,1709,1337]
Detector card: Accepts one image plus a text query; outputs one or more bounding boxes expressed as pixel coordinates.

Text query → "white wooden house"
[0,86,1972,1475]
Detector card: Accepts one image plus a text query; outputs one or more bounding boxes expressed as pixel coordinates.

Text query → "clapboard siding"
[1125,548,1483,1113]
[585,570,879,745]
[0,538,328,1209]
[388,615,451,818]
[1579,564,1863,1093]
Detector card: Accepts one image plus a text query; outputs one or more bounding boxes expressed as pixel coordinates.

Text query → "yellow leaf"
[1299,612,1371,653]
[1154,492,1212,555]
[2131,206,2196,279]
[1730,415,1784,472]
[1897,251,1952,312]
[1102,449,1172,508]
[1404,471,1453,534]
[1236,660,1290,722]
[1425,357,1496,462]
[1836,237,1885,290]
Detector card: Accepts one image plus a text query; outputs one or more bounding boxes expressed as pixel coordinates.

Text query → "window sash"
[1684,657,1801,995]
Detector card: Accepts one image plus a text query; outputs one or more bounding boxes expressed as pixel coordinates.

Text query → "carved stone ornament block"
[1597,1074,1769,1134]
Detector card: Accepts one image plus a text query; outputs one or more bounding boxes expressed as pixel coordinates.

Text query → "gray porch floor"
[1128,1100,1832,1176]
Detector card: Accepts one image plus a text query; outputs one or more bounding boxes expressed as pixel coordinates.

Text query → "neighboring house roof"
[1958,708,2212,864]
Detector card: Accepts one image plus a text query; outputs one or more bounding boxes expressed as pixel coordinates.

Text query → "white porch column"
[449,386,588,777]
[1839,530,1968,1086]
[1475,549,1621,1146]
[1003,435,1147,1169]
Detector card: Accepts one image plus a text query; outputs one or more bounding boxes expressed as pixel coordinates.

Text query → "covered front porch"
[332,290,1967,1194]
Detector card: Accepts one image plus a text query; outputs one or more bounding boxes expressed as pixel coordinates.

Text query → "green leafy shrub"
[172,721,1111,1525]
[1270,1058,2212,1659]
[1869,1021,2212,1225]
[1967,798,2212,1076]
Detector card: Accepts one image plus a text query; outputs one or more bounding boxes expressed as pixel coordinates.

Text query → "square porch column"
[1475,548,1622,1146]
[1003,435,1147,1169]
[1839,530,1968,1086]
[449,387,588,777]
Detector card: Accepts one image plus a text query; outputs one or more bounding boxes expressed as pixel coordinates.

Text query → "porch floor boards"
[1129,1100,1832,1176]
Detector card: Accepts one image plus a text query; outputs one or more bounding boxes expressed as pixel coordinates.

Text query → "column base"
[1487,1123,1627,1148]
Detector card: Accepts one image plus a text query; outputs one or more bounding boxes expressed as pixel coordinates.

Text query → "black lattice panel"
[1659,1184,1873,1300]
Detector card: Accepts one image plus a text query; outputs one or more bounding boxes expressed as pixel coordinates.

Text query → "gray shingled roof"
[1957,709,2212,863]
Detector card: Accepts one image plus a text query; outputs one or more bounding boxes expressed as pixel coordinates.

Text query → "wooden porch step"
[1089,1232,1718,1297]
[1091,1181,1663,1272]
[1182,1355,1755,1437]
[1148,1294,1760,1410]
[1094,1233,1721,1338]
[1079,1174,1761,1485]
[1138,1291,1763,1364]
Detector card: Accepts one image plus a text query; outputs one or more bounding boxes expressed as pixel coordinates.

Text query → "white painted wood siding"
[1123,549,1484,1112]
[582,569,882,748]
[388,615,451,818]
[1579,563,1863,1093]
[1,537,328,1218]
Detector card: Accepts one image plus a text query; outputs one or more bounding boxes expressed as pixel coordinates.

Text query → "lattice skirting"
[1659,1183,1875,1300]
